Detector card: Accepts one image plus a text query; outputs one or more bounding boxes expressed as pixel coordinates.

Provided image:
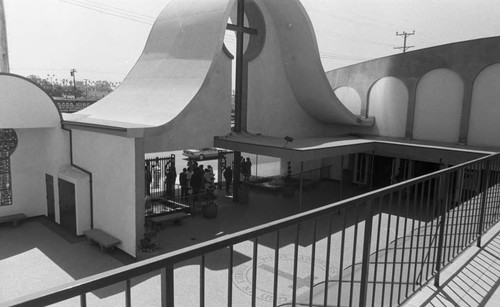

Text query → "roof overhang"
[214,133,497,164]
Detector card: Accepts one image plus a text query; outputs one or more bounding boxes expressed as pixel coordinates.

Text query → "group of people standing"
[144,156,253,198]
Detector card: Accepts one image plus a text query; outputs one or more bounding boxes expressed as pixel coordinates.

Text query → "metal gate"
[217,150,235,188]
[145,154,175,199]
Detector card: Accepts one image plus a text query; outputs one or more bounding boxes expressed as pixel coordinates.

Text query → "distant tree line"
[26,75,120,99]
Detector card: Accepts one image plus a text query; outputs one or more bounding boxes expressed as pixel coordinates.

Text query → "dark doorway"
[58,178,76,235]
[372,155,394,189]
[414,160,441,177]
[46,174,55,222]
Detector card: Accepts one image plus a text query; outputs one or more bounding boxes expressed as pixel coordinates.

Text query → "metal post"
[359,200,374,307]
[477,159,491,247]
[369,151,375,191]
[339,155,344,201]
[161,265,175,307]
[232,0,245,202]
[434,173,449,288]
[299,161,303,212]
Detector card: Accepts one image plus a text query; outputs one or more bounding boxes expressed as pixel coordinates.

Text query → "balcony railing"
[6,153,500,307]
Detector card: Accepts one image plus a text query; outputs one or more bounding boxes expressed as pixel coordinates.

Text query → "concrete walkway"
[403,221,500,307]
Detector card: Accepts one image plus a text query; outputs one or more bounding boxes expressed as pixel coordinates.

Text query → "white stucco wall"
[368,77,408,138]
[73,130,139,257]
[246,3,351,138]
[1,128,70,219]
[413,69,463,143]
[468,63,500,147]
[334,86,362,116]
[145,50,232,152]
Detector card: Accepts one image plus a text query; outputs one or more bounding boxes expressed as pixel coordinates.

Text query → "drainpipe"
[62,126,94,229]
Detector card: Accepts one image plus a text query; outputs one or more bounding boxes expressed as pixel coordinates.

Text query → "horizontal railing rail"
[6,153,500,307]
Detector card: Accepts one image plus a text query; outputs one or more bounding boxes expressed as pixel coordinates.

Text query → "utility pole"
[70,69,77,98]
[394,30,415,53]
[0,0,9,73]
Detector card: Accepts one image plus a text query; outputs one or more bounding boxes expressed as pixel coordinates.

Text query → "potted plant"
[202,180,218,218]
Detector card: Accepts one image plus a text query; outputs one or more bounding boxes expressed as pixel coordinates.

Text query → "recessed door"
[58,178,76,235]
[46,174,55,222]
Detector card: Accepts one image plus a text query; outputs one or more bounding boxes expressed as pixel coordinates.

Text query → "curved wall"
[0,75,61,129]
[368,77,408,138]
[413,69,463,143]
[247,1,351,138]
[334,86,362,116]
[468,63,500,147]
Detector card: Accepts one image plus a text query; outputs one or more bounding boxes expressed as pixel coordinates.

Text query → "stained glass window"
[0,129,17,206]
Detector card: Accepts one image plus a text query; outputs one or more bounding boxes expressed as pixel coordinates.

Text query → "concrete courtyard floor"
[1,181,500,306]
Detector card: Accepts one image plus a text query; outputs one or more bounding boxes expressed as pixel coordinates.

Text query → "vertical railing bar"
[458,168,470,251]
[485,159,496,228]
[453,170,464,255]
[430,176,441,276]
[161,264,174,307]
[201,255,205,307]
[448,171,458,262]
[292,224,300,306]
[471,161,483,241]
[252,237,258,307]
[464,165,476,246]
[337,209,347,307]
[125,279,131,307]
[349,205,361,307]
[309,219,318,307]
[492,157,500,224]
[273,231,280,307]
[228,245,234,307]
[380,191,394,307]
[486,158,495,228]
[80,293,86,307]
[371,197,384,307]
[456,168,468,251]
[434,172,450,288]
[417,179,432,285]
[483,159,492,229]
[415,181,425,285]
[442,172,453,265]
[417,178,434,285]
[494,156,500,221]
[359,200,374,307]
[323,213,334,307]
[397,183,411,303]
[406,181,419,296]
[389,189,402,307]
[477,159,491,247]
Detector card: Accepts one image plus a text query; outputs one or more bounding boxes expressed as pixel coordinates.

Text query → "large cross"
[226,0,257,201]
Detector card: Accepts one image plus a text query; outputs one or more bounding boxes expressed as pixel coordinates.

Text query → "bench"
[83,229,121,252]
[0,213,27,227]
[148,212,191,231]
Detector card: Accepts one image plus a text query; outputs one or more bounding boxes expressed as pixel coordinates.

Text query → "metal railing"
[6,154,500,307]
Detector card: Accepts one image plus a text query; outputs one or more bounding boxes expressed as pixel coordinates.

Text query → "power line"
[394,30,415,53]
[80,0,155,20]
[60,0,154,25]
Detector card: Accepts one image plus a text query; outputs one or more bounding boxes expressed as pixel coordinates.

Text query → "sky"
[3,0,500,84]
